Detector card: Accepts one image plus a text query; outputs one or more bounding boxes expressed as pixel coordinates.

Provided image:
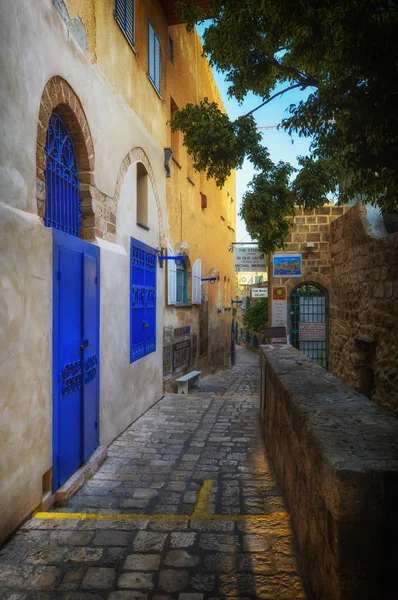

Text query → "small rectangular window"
[114,0,135,49]
[148,21,161,94]
[168,36,174,63]
[137,163,149,227]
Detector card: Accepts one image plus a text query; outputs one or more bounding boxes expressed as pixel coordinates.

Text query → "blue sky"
[196,24,312,242]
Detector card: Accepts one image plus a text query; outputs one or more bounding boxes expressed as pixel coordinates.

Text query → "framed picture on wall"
[273,254,302,278]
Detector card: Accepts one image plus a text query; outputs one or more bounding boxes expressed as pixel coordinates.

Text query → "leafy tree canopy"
[243,297,269,332]
[171,0,398,253]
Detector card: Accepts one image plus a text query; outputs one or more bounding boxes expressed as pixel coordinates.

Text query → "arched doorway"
[38,78,100,492]
[290,282,328,368]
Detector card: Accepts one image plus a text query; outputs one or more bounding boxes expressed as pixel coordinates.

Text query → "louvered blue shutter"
[130,238,156,363]
[114,0,135,48]
[148,21,155,85]
[167,245,177,305]
[192,259,202,305]
[154,33,161,92]
[148,21,161,93]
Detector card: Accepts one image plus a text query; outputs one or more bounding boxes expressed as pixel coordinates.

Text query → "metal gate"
[290,282,328,368]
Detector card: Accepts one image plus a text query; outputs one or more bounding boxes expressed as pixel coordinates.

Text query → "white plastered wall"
[0,0,166,543]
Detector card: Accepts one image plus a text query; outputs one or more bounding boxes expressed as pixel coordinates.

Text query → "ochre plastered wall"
[329,203,398,416]
[163,25,237,381]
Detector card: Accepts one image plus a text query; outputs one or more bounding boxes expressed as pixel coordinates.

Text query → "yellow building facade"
[0,0,235,543]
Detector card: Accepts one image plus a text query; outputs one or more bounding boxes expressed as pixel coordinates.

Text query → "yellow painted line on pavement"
[33,480,290,524]
[191,479,214,518]
[33,511,188,522]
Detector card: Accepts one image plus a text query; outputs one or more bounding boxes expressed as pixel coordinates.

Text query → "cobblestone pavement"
[197,346,260,396]
[0,347,307,599]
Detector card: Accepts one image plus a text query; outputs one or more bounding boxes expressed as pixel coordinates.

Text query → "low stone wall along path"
[0,346,307,599]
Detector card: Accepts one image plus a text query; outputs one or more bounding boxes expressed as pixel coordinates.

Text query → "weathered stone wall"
[329,203,398,416]
[259,344,398,600]
[268,205,349,339]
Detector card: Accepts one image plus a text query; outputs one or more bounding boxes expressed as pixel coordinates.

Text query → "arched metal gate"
[290,283,328,368]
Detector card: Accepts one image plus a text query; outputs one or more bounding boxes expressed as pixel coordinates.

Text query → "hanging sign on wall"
[251,287,268,298]
[299,322,326,341]
[273,254,302,278]
[271,286,288,342]
[234,247,267,272]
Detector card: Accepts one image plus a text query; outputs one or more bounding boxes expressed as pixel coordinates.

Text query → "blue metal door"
[53,230,100,491]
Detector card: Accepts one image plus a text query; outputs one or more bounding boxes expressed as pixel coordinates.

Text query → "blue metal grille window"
[44,113,81,237]
[114,0,135,49]
[148,20,161,93]
[130,238,157,363]
[176,260,188,304]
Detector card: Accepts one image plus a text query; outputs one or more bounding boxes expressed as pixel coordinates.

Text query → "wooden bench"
[176,370,201,394]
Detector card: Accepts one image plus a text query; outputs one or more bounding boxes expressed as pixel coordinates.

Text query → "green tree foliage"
[243,298,269,332]
[171,1,398,253]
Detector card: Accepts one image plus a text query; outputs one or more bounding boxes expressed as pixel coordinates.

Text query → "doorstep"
[54,446,107,506]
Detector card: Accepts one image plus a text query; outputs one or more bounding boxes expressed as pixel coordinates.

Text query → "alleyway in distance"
[0,346,307,599]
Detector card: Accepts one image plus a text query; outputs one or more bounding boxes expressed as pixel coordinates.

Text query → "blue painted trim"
[52,229,100,492]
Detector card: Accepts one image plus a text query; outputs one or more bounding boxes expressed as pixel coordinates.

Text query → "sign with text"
[273,254,302,278]
[234,246,267,272]
[251,287,268,298]
[271,286,287,343]
[299,322,326,341]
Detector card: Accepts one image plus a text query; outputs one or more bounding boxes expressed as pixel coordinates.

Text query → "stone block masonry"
[260,344,398,600]
[329,202,398,416]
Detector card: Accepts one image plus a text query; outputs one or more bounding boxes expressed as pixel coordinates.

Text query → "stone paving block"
[118,572,154,589]
[165,550,199,567]
[64,547,104,563]
[203,553,236,573]
[190,573,216,591]
[58,566,85,590]
[93,530,130,546]
[198,534,240,553]
[159,569,189,593]
[124,554,161,571]
[81,567,116,589]
[133,532,167,552]
[179,594,204,600]
[242,535,270,552]
[0,565,61,590]
[170,532,196,548]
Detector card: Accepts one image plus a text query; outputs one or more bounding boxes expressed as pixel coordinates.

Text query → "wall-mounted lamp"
[164,147,173,178]
[157,241,189,264]
[306,241,315,249]
[202,267,219,285]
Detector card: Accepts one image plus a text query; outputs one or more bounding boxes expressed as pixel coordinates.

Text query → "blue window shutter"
[192,259,202,304]
[115,0,135,48]
[155,34,161,92]
[148,20,161,93]
[130,238,156,363]
[167,245,177,305]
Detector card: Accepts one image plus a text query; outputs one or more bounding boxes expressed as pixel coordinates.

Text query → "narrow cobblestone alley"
[0,347,307,599]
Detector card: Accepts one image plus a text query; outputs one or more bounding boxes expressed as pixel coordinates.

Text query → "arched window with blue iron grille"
[44,113,81,237]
